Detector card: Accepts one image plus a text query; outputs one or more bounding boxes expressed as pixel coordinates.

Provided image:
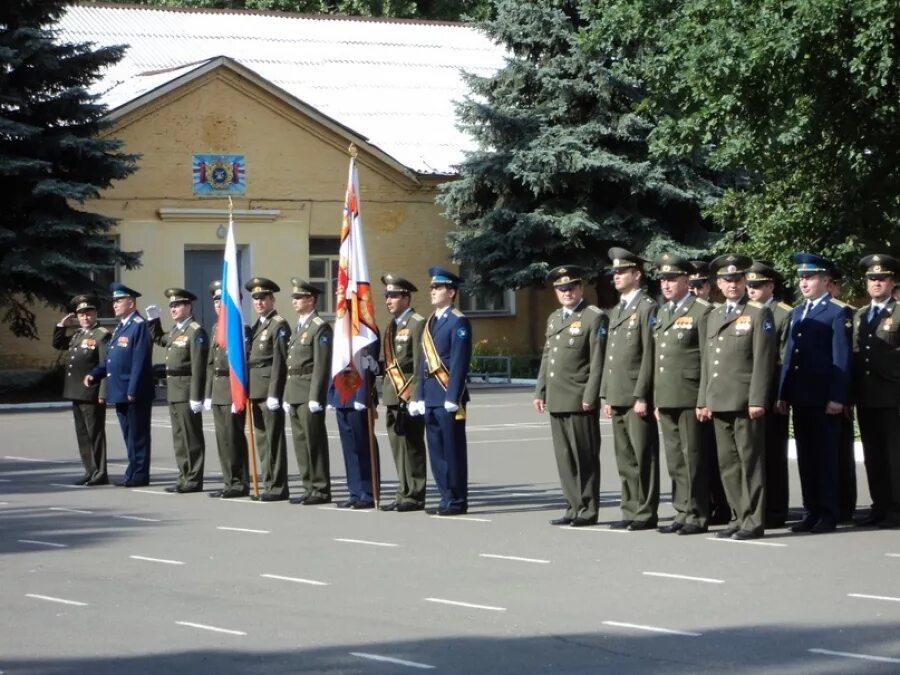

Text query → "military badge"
[319,334,329,344]
[674,317,694,330]
[173,335,189,348]
[627,314,637,328]
[735,316,752,332]
[80,338,97,350]
[117,336,129,346]
[193,154,246,196]
[569,321,583,336]
[456,327,469,339]
[300,332,308,342]
[884,318,893,329]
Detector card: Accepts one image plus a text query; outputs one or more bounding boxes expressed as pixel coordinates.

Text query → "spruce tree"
[438,0,719,295]
[0,0,140,339]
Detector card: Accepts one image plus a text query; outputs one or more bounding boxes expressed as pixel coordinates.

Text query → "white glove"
[283,401,291,414]
[308,400,323,413]
[231,403,237,414]
[326,404,335,411]
[266,396,281,411]
[145,304,161,320]
[203,398,212,411]
[409,401,424,416]
[444,401,459,413]
[189,400,203,414]
[362,355,379,374]
[353,401,367,411]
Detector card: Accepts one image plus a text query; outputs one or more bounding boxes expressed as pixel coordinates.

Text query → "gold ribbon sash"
[422,316,450,390]
[383,324,413,402]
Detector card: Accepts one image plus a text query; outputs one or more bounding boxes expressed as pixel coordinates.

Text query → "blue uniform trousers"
[424,406,467,509]
[335,408,375,502]
[793,406,840,523]
[116,399,152,483]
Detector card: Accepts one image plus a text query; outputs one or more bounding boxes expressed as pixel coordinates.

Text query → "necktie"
[801,300,813,320]
[619,299,627,312]
[725,304,734,317]
[668,301,676,314]
[868,304,880,323]
[562,310,570,320]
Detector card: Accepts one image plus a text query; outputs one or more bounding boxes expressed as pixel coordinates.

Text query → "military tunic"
[383,309,427,507]
[599,291,659,525]
[852,298,900,523]
[699,298,775,534]
[535,300,608,521]
[652,295,711,528]
[247,310,291,497]
[53,323,111,483]
[205,323,249,494]
[150,317,208,489]
[284,311,333,500]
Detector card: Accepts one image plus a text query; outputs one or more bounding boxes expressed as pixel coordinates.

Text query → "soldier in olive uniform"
[53,295,111,486]
[652,255,712,535]
[745,261,793,528]
[203,280,249,499]
[283,278,333,506]
[852,254,900,529]
[147,289,209,493]
[245,277,291,501]
[534,266,608,527]
[698,254,776,540]
[600,247,659,531]
[380,274,428,512]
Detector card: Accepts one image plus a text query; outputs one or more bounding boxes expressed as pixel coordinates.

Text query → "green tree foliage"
[438,0,719,294]
[122,0,492,21]
[587,0,900,279]
[0,0,140,338]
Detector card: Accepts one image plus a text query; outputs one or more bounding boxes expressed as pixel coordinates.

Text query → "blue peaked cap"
[428,266,462,288]
[110,282,141,299]
[792,252,833,275]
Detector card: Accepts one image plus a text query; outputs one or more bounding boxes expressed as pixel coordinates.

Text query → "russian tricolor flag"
[221,213,248,411]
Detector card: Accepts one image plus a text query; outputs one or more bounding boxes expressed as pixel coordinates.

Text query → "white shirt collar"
[434,305,452,320]
[672,292,691,311]
[296,312,313,326]
[175,315,193,330]
[394,307,413,325]
[620,288,640,307]
[120,311,137,325]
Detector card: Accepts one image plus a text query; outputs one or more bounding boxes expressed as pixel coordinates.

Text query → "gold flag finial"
[348,143,358,159]
[227,195,233,214]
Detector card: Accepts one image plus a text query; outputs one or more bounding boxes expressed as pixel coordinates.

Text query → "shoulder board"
[272,314,285,323]
[190,321,201,330]
[410,312,426,323]
[96,327,111,337]
[777,301,793,312]
[642,296,655,305]
[713,302,723,308]
[830,298,852,308]
[582,305,601,318]
[747,300,763,308]
[312,316,324,326]
[694,298,710,307]
[451,308,465,317]
[133,316,144,323]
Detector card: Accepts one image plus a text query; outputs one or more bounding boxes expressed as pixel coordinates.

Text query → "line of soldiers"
[535,249,900,537]
[56,268,474,516]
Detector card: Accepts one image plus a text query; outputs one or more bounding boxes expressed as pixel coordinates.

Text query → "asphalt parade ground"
[1,388,899,674]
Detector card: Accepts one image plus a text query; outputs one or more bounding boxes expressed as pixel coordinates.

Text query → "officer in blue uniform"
[329,340,380,509]
[777,253,853,533]
[86,283,155,487]
[414,267,472,516]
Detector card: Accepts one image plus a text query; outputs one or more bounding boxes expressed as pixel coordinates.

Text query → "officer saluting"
[85,283,155,487]
[147,288,209,493]
[534,265,608,527]
[380,274,428,513]
[415,267,472,516]
[53,295,111,486]
[245,277,291,501]
[852,254,900,529]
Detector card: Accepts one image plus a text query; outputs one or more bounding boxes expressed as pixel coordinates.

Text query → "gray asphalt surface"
[1,388,898,674]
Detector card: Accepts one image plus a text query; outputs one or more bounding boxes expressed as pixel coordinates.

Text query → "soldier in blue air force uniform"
[86,283,155,487]
[414,267,472,516]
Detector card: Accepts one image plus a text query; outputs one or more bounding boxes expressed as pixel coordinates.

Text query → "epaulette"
[312,316,324,326]
[272,314,285,323]
[451,308,465,317]
[134,316,144,323]
[747,300,763,308]
[777,301,793,312]
[642,296,655,305]
[713,301,723,308]
[96,326,110,337]
[694,298,710,307]
[582,305,602,318]
[410,312,425,323]
[830,298,853,309]
[190,321,201,330]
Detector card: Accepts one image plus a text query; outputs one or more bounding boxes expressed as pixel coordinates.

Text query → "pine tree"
[0,0,140,338]
[438,0,719,295]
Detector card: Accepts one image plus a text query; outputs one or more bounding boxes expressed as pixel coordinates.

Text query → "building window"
[309,237,340,316]
[458,265,515,316]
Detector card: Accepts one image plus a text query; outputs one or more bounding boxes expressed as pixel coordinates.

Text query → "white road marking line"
[480,553,550,564]
[260,573,328,586]
[113,515,161,522]
[175,621,246,636]
[316,505,371,513]
[350,652,435,670]
[643,572,724,584]
[49,506,93,514]
[705,537,787,547]
[429,515,492,522]
[26,593,86,606]
[809,648,900,664]
[334,538,398,547]
[424,597,506,612]
[565,527,630,534]
[5,456,69,464]
[0,478,13,482]
[130,555,185,565]
[18,539,67,548]
[0,500,8,504]
[603,621,701,637]
[217,526,270,534]
[48,483,88,489]
[848,593,900,603]
[130,489,172,496]
[886,553,900,558]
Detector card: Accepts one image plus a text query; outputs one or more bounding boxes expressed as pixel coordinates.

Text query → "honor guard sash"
[422,316,450,390]
[383,323,413,402]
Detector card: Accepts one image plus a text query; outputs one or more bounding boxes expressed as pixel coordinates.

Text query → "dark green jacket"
[149,317,209,402]
[247,310,290,401]
[382,309,425,406]
[652,295,711,409]
[284,312,332,406]
[852,298,900,407]
[599,290,657,407]
[53,323,110,401]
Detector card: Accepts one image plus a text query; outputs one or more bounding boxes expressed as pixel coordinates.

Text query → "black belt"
[166,369,191,376]
[214,368,229,376]
[288,367,314,376]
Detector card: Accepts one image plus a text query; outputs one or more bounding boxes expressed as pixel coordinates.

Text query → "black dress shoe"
[425,507,439,515]
[811,519,836,534]
[208,490,224,498]
[609,520,633,530]
[550,516,574,526]
[164,485,180,493]
[790,517,818,533]
[436,506,467,516]
[627,520,657,531]
[877,517,900,529]
[220,488,245,499]
[259,492,287,502]
[178,485,202,494]
[570,516,597,527]
[122,479,149,488]
[337,499,358,509]
[86,476,109,486]
[73,475,90,486]
[351,501,375,510]
[396,502,424,512]
[657,522,683,534]
[677,523,708,535]
[716,527,739,538]
[302,495,331,505]
[380,501,399,512]
[855,513,884,527]
[732,529,762,540]
[289,495,308,505]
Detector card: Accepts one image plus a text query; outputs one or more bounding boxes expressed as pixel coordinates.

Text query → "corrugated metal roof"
[56,4,506,175]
